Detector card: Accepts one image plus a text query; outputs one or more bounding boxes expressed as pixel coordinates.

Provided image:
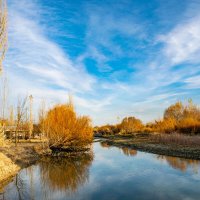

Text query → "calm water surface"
[1,142,200,200]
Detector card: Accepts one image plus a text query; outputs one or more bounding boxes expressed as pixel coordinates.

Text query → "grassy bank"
[0,141,49,189]
[0,153,19,188]
[96,134,200,160]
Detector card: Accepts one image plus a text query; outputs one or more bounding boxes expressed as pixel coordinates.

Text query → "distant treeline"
[94,100,200,135]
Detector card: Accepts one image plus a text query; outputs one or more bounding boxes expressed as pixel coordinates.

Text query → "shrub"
[42,102,93,150]
[94,124,120,135]
[177,117,200,134]
[154,118,176,133]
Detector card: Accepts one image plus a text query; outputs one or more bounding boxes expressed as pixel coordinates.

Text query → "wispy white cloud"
[81,4,143,72]
[74,95,114,112]
[7,3,95,93]
[158,15,200,65]
[184,75,200,89]
[6,0,99,106]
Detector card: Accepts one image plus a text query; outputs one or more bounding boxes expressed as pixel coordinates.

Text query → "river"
[1,142,200,200]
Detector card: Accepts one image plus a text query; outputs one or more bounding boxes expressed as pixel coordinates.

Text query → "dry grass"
[0,152,19,184]
[153,133,200,146]
[0,125,7,147]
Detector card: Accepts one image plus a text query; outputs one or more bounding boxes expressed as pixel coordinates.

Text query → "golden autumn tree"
[162,100,200,134]
[0,0,7,72]
[177,100,200,134]
[42,100,93,150]
[164,102,184,123]
[154,118,176,133]
[120,116,143,134]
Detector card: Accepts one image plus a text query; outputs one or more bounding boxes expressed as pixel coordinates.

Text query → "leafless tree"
[15,97,28,145]
[38,99,46,140]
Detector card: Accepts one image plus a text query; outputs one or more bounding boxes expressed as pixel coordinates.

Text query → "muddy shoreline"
[96,135,200,160]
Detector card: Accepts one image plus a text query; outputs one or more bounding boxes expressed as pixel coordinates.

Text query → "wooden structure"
[4,126,29,139]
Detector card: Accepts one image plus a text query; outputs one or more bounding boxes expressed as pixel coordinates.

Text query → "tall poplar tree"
[0,0,7,73]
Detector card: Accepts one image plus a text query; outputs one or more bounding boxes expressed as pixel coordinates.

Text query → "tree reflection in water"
[156,155,200,173]
[100,142,111,149]
[40,152,93,195]
[100,141,199,171]
[120,147,137,157]
[2,174,28,200]
[100,142,137,157]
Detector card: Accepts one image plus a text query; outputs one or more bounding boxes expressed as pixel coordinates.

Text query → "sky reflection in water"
[2,142,200,200]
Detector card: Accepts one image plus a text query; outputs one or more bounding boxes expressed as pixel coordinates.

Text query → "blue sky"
[4,0,200,125]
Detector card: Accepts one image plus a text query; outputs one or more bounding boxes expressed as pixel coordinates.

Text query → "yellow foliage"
[154,118,176,133]
[95,100,200,135]
[120,116,143,134]
[177,117,200,134]
[164,101,184,122]
[42,103,93,149]
[152,100,200,134]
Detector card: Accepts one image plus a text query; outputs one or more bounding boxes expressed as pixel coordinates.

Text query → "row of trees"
[95,100,200,135]
[151,100,200,134]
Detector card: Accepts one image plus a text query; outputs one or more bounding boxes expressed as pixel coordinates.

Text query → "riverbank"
[0,140,93,190]
[0,141,49,189]
[0,153,19,188]
[96,134,200,160]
